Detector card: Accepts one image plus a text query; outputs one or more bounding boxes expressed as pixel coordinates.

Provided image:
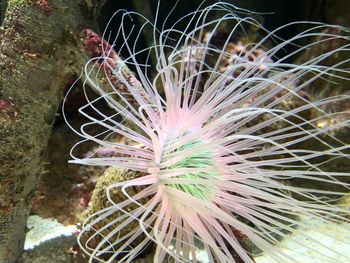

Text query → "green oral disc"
[167,141,217,199]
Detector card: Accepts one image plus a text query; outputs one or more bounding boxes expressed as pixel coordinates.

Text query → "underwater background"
[1,0,350,262]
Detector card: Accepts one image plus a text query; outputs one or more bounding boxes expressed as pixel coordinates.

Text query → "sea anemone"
[65,2,350,262]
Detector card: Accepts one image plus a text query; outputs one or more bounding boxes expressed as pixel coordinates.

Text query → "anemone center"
[165,141,217,200]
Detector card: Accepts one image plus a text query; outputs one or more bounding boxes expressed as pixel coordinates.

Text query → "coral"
[78,168,155,261]
[0,97,19,126]
[32,0,52,17]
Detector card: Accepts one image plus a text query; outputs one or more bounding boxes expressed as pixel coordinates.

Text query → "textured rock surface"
[0,0,88,261]
[20,235,77,263]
